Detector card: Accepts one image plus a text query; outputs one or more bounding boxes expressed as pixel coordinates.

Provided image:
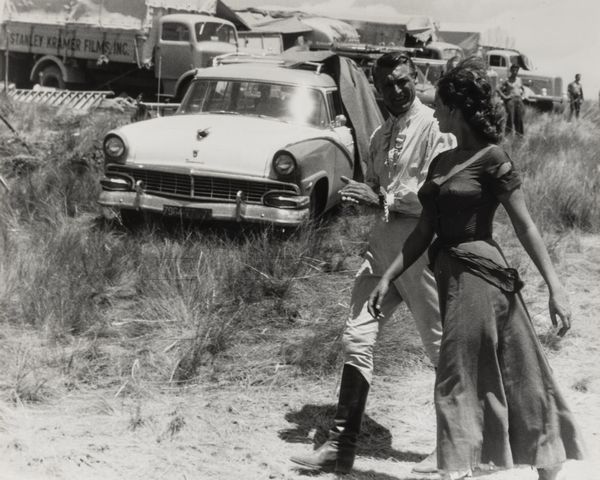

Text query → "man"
[290,53,455,475]
[568,73,584,120]
[498,64,525,136]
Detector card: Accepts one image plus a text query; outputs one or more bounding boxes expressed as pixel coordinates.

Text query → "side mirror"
[333,114,347,128]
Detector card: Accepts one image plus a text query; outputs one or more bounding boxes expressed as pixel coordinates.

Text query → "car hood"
[114,114,327,177]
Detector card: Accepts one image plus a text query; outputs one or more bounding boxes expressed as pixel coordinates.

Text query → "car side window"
[162,23,190,42]
[206,81,232,111]
[329,90,344,118]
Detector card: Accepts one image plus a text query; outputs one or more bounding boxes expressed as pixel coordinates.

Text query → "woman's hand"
[368,279,390,318]
[549,287,571,337]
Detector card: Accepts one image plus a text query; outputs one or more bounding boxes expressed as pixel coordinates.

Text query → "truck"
[0,0,253,100]
[481,47,564,112]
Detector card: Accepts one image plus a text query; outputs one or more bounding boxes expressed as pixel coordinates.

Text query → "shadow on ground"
[291,467,431,480]
[280,404,426,464]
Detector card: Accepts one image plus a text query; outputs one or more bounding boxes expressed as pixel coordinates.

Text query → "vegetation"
[0,97,598,404]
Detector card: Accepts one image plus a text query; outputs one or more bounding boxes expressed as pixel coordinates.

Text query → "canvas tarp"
[436,23,482,56]
[1,0,249,30]
[339,14,435,46]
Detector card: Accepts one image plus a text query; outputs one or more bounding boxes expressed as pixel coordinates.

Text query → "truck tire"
[38,65,65,89]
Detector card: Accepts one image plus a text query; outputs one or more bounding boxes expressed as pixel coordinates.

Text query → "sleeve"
[418,119,455,185]
[484,147,522,196]
[425,152,443,182]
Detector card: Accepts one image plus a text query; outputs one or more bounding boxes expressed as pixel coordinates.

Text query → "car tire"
[309,182,327,222]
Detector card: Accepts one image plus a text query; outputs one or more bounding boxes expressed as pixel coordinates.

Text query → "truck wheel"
[38,65,65,89]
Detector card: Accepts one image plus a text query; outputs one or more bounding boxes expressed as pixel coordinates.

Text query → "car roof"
[194,62,338,89]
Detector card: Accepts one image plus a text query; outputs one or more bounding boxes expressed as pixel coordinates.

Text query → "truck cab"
[486,48,564,112]
[156,14,238,99]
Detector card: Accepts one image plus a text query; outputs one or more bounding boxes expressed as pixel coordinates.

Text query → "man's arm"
[497,81,510,101]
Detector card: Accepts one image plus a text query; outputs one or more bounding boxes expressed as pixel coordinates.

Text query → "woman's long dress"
[418,145,586,472]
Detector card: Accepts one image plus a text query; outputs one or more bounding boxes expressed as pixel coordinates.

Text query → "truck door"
[157,21,194,83]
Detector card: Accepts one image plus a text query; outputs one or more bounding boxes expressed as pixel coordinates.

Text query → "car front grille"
[107,166,297,204]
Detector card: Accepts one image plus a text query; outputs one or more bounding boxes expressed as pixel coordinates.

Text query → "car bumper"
[524,95,564,108]
[98,190,310,226]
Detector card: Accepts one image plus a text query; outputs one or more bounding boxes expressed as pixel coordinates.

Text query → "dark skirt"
[432,240,586,472]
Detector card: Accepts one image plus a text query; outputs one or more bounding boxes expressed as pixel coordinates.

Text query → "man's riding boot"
[290,365,370,474]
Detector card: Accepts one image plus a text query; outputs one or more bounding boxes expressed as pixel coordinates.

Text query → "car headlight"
[103,134,127,162]
[273,151,296,177]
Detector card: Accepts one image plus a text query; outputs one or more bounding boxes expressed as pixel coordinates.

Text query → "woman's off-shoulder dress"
[418,145,586,473]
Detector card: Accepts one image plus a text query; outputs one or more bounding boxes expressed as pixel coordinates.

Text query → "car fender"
[283,136,354,210]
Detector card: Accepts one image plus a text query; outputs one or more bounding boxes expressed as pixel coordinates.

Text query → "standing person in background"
[289,52,455,475]
[568,73,584,120]
[368,57,586,480]
[498,64,525,136]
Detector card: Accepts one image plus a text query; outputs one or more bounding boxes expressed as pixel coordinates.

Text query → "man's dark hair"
[372,52,418,85]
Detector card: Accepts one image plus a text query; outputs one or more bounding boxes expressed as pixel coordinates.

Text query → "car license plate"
[163,205,212,220]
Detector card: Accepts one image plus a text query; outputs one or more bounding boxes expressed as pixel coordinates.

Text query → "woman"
[368,58,585,480]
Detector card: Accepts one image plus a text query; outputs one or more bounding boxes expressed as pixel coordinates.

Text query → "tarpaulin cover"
[250,17,313,35]
[436,28,481,56]
[282,50,384,180]
[1,0,247,30]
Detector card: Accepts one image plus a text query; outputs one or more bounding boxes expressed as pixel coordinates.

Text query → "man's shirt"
[501,77,524,99]
[568,81,583,100]
[365,97,455,217]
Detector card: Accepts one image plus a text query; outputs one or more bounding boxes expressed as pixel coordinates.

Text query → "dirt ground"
[1,235,599,480]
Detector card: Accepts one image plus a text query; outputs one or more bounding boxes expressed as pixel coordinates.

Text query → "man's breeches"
[342,216,442,384]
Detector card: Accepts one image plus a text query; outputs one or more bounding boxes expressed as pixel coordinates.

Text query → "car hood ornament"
[197,127,210,141]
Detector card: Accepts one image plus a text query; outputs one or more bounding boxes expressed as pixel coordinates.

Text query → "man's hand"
[339,176,379,205]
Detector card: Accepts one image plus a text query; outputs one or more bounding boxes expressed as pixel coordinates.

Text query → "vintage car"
[98,53,382,226]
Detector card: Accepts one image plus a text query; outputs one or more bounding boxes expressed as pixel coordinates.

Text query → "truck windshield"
[180,79,330,128]
[196,22,237,44]
[415,62,444,86]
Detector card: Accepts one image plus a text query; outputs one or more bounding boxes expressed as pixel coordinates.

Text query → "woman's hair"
[437,56,504,143]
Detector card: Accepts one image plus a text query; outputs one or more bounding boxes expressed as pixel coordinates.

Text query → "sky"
[228,0,600,98]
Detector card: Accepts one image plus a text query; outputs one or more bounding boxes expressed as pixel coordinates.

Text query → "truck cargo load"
[0,0,249,99]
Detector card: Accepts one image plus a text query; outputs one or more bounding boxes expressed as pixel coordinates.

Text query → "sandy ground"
[0,235,599,480]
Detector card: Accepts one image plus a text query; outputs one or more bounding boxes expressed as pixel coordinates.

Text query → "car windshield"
[179,79,330,128]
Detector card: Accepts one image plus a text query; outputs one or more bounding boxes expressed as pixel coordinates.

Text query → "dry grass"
[0,98,598,405]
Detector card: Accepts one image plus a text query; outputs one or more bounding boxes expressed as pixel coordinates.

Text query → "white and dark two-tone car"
[98,51,382,226]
